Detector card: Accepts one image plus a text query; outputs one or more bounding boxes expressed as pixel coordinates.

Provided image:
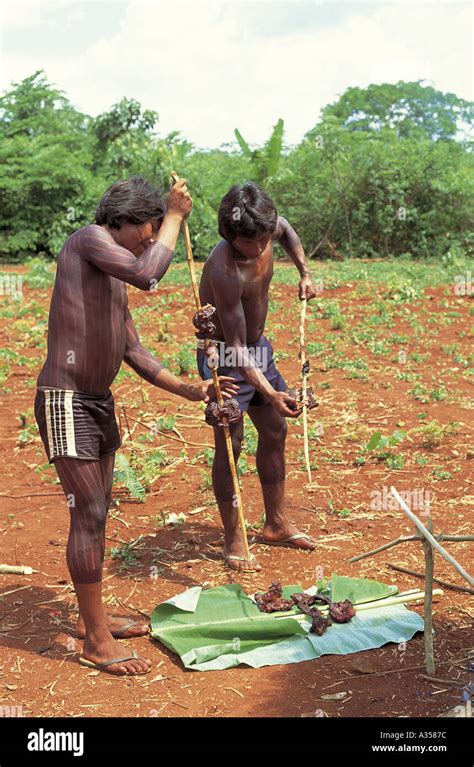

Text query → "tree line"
[0,71,472,262]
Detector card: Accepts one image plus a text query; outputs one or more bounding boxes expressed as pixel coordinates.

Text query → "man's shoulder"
[209,239,233,259]
[76,223,110,242]
[272,216,287,241]
[57,226,114,270]
[204,240,237,275]
[63,223,98,246]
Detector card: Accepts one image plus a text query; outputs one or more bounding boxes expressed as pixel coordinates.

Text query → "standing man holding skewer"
[197,182,318,572]
[34,176,238,676]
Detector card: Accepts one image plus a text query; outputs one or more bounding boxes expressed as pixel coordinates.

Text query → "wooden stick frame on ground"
[350,486,473,674]
[349,534,474,564]
[390,486,474,588]
[170,171,250,562]
[351,487,474,677]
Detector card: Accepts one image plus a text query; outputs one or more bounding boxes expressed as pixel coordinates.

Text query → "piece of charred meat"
[309,609,332,636]
[312,594,356,624]
[204,398,241,427]
[291,592,317,609]
[256,597,295,613]
[297,602,332,635]
[260,581,283,602]
[193,303,217,337]
[302,360,310,376]
[255,582,294,613]
[327,599,356,623]
[287,386,318,411]
[292,592,356,626]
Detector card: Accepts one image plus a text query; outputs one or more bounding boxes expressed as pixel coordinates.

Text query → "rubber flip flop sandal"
[75,619,150,639]
[78,649,151,675]
[262,533,316,550]
[112,621,150,638]
[223,552,261,571]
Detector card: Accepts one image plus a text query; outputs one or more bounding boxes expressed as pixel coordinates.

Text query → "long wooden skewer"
[299,297,312,483]
[171,171,250,563]
[276,588,444,621]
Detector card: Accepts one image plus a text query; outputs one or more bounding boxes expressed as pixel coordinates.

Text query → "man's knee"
[70,499,107,536]
[230,431,243,457]
[104,490,112,513]
[214,422,243,460]
[259,419,288,449]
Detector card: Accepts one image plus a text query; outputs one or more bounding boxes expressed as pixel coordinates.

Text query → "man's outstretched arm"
[123,304,238,402]
[80,179,191,290]
[274,216,317,300]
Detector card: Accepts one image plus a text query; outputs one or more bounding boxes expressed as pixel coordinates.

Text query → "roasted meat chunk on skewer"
[255,582,294,613]
[287,386,318,411]
[204,398,241,427]
[297,602,332,635]
[312,594,356,623]
[193,303,217,337]
[292,592,356,625]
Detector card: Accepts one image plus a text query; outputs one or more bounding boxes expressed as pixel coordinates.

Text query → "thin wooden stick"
[171,171,250,562]
[419,674,465,686]
[278,588,444,621]
[349,535,421,562]
[299,297,311,483]
[390,486,474,587]
[423,517,435,675]
[387,564,474,595]
[349,534,474,564]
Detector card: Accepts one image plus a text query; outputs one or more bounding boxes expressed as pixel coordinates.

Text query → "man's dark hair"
[218,182,278,241]
[95,176,166,229]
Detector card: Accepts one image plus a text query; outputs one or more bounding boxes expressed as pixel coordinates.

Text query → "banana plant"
[234,117,284,186]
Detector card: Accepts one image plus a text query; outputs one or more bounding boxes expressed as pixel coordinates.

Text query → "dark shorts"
[34,387,121,463]
[196,335,287,412]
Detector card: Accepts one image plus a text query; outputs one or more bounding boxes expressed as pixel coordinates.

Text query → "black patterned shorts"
[34,387,121,463]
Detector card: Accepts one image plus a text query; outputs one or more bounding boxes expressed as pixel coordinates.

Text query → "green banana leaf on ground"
[150,574,424,672]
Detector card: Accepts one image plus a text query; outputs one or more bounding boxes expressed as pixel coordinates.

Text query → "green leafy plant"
[109,542,142,568]
[410,419,460,448]
[114,453,146,500]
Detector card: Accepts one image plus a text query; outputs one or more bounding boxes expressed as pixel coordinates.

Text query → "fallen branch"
[420,674,465,686]
[117,413,211,448]
[0,492,63,499]
[387,563,474,595]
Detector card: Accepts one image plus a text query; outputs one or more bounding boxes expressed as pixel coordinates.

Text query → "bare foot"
[262,523,316,550]
[80,630,152,676]
[75,615,149,640]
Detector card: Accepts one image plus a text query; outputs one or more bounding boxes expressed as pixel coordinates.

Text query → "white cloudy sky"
[0,0,472,148]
